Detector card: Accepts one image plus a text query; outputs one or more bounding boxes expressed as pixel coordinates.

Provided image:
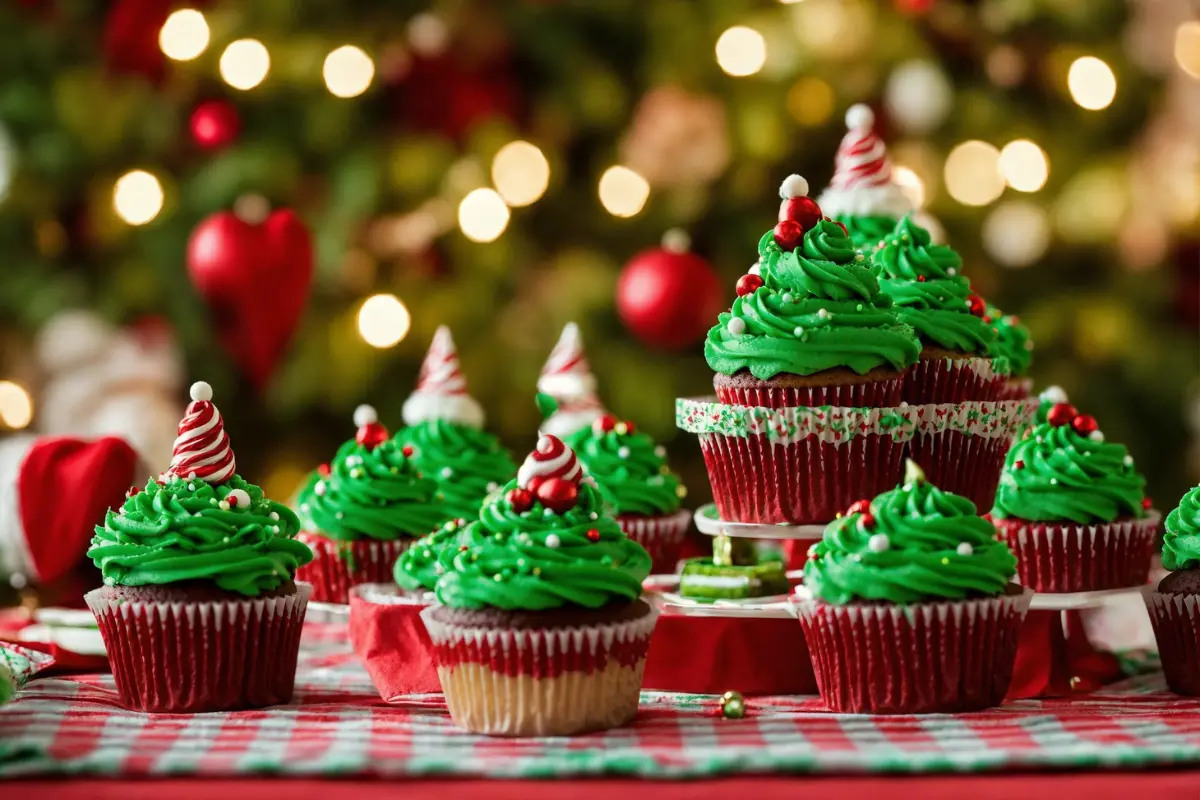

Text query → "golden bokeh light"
[491,141,550,207]
[944,141,1004,207]
[159,9,209,62]
[357,294,411,348]
[0,381,33,430]
[457,188,511,242]
[220,39,271,91]
[998,139,1049,192]
[323,45,375,98]
[1067,56,1116,110]
[598,166,650,218]
[112,170,164,225]
[715,27,767,77]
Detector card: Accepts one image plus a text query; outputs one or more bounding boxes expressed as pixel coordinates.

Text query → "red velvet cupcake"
[1144,484,1200,695]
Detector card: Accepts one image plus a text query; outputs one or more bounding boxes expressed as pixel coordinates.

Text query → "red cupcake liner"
[295,532,416,605]
[998,377,1034,401]
[991,514,1160,593]
[1144,588,1200,696]
[85,583,311,713]
[699,431,907,525]
[903,356,1003,405]
[793,588,1032,714]
[348,583,440,698]
[617,510,692,574]
[714,374,903,409]
[907,429,1014,513]
[420,605,659,736]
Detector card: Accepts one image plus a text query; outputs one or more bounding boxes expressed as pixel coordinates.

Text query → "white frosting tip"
[779,174,809,199]
[353,404,378,426]
[536,435,554,454]
[661,228,691,253]
[189,381,213,402]
[846,103,875,131]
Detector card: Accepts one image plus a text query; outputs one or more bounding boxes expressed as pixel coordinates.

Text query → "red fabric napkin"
[348,592,442,698]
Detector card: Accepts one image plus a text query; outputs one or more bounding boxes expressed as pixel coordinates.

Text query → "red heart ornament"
[186,209,313,392]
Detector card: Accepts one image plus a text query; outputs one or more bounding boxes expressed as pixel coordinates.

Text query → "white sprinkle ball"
[816,308,830,319]
[353,404,378,426]
[222,536,230,544]
[545,534,561,549]
[618,446,631,459]
[748,261,761,276]
[1089,431,1105,442]
[218,500,230,511]
[727,317,747,336]
[654,445,666,458]
[1050,478,1058,485]
[272,525,281,534]
[846,103,874,130]
[793,326,804,337]
[781,292,793,304]
[336,511,344,519]
[314,481,327,496]
[867,533,890,553]
[187,472,197,480]
[487,482,499,492]
[947,268,956,276]
[188,483,196,491]
[779,173,809,199]
[1040,386,1068,405]
[189,381,213,402]
[1123,455,1133,467]
[269,511,280,521]
[440,467,454,479]
[956,542,974,556]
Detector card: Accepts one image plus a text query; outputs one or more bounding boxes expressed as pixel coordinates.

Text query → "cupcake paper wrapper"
[85,583,311,713]
[907,430,1014,513]
[617,510,692,574]
[420,605,659,737]
[714,374,903,409]
[991,514,1160,593]
[793,588,1032,714]
[296,532,417,605]
[348,584,440,698]
[903,356,1003,405]
[998,377,1034,401]
[1143,588,1200,696]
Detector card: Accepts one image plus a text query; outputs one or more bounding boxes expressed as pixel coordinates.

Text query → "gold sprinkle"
[533,567,542,576]
[675,485,688,498]
[615,422,629,435]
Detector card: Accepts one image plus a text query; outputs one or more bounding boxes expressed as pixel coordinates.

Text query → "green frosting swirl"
[805,470,1016,605]
[1163,486,1200,572]
[296,437,446,542]
[992,422,1147,524]
[434,479,651,610]
[394,517,471,592]
[88,475,311,597]
[565,423,683,517]
[394,420,516,523]
[704,222,921,379]
[988,305,1034,377]
[834,214,898,252]
[874,216,997,356]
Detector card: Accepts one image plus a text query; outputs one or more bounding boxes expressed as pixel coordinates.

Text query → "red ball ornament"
[858,513,876,529]
[318,463,331,477]
[846,499,872,517]
[1071,414,1099,436]
[1046,403,1078,427]
[356,422,390,450]
[595,415,618,433]
[773,220,805,251]
[967,293,987,318]
[525,474,547,494]
[187,209,313,393]
[736,273,764,297]
[616,245,724,351]
[1142,497,1153,511]
[190,100,241,151]
[401,445,415,458]
[536,477,579,513]
[507,488,534,513]
[1014,459,1025,471]
[778,196,822,231]
[586,528,601,542]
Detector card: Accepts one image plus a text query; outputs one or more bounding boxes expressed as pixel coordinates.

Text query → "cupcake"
[565,413,690,573]
[295,405,446,603]
[420,434,656,736]
[396,326,516,523]
[873,215,1001,403]
[988,305,1035,400]
[1145,484,1200,695]
[795,460,1030,713]
[816,105,914,252]
[537,322,606,438]
[85,382,313,713]
[697,174,921,524]
[990,402,1158,592]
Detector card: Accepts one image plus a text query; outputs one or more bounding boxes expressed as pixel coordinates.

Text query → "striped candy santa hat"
[161,381,236,484]
[517,434,583,491]
[401,326,485,428]
[0,435,139,588]
[817,104,913,220]
[537,323,605,438]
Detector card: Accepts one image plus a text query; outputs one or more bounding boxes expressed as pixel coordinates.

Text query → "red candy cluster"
[1046,403,1100,438]
[846,499,874,528]
[507,477,579,514]
[772,174,823,252]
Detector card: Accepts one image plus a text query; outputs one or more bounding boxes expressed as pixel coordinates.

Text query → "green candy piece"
[679,554,788,600]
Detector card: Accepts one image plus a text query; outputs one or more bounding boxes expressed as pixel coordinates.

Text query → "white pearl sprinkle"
[868,533,890,553]
[543,508,555,517]
[187,483,196,491]
[440,467,454,479]
[314,481,327,496]
[793,326,804,337]
[590,512,599,521]
[957,542,974,556]
[300,503,310,513]
[487,482,499,492]
[545,534,561,549]
[218,500,230,511]
[223,536,230,544]
[269,511,280,521]
[1089,431,1105,442]
[1124,455,1134,467]
[272,525,281,534]
[817,308,829,319]
[350,467,363,479]
[187,471,197,480]
[618,446,631,459]
[781,292,793,304]
[1050,478,1058,485]
[336,511,344,519]
[727,317,746,336]
[654,446,666,458]
[104,577,115,586]
[947,268,956,276]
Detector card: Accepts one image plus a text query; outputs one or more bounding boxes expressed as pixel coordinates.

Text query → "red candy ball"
[356,422,389,450]
[846,499,872,517]
[586,528,601,542]
[507,488,534,513]
[736,273,764,297]
[778,196,822,231]
[858,513,876,529]
[1071,414,1099,436]
[189,100,240,151]
[967,293,987,318]
[317,463,331,477]
[595,414,617,433]
[537,477,579,513]
[401,445,415,458]
[1046,403,1078,427]
[773,220,805,251]
[525,475,547,493]
[1142,497,1153,511]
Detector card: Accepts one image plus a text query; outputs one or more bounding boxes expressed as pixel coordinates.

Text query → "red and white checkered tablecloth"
[2,622,1200,779]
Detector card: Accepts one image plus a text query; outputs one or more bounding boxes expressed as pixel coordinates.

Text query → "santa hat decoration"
[353,404,390,450]
[537,323,606,438]
[401,326,485,429]
[817,104,913,219]
[507,435,586,515]
[161,381,235,484]
[0,435,139,587]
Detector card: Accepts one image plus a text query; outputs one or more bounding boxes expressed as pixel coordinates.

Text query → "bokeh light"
[112,170,164,225]
[1054,167,1127,243]
[491,141,550,207]
[892,166,926,208]
[323,45,375,98]
[943,141,1004,207]
[787,77,835,126]
[982,201,1051,268]
[998,139,1049,192]
[457,188,510,242]
[1068,56,1116,110]
[158,9,209,62]
[598,166,650,217]
[220,39,271,91]
[357,294,411,348]
[715,27,767,77]
[0,381,33,430]
[1177,21,1200,79]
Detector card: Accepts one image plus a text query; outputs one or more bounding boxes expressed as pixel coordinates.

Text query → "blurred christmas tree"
[0,0,1196,508]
